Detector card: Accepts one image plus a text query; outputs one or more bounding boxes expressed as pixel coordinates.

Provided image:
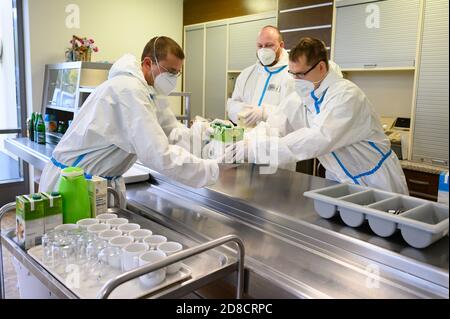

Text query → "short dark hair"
[141,36,185,63]
[261,25,284,43]
[289,37,329,69]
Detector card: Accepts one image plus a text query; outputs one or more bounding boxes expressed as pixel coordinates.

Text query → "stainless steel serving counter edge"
[4,137,449,299]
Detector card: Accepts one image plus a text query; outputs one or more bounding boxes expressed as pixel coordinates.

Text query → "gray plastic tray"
[304,183,449,249]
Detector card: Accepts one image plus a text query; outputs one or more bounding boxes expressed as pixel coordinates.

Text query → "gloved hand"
[224,140,247,164]
[168,126,190,150]
[191,120,214,145]
[242,105,267,127]
[210,118,233,127]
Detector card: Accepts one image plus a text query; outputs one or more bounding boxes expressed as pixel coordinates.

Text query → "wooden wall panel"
[279,0,332,11]
[282,28,332,50]
[278,6,333,30]
[278,0,334,50]
[183,0,277,25]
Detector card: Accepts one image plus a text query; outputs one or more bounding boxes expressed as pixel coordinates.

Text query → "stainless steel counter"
[5,138,150,183]
[5,137,450,298]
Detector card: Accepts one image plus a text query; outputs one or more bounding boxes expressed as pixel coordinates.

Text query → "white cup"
[55,224,79,232]
[106,218,128,230]
[76,218,99,229]
[109,235,134,249]
[144,235,167,250]
[118,223,141,236]
[121,242,149,271]
[138,250,167,288]
[157,241,183,274]
[98,229,122,241]
[129,229,153,243]
[87,223,110,236]
[96,213,118,223]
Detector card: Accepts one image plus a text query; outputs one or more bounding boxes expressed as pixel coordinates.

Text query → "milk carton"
[40,192,63,232]
[15,194,45,250]
[438,171,449,206]
[87,176,108,217]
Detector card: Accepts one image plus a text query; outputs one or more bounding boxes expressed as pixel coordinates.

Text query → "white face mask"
[153,72,177,96]
[257,48,276,66]
[150,36,178,96]
[294,79,315,98]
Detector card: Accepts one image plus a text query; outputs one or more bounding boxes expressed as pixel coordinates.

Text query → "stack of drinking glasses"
[39,213,185,289]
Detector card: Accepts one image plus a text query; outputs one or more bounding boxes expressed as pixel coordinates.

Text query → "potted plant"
[65,35,99,62]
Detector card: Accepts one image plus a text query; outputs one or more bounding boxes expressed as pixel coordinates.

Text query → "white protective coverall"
[259,66,409,194]
[226,48,294,124]
[39,54,219,205]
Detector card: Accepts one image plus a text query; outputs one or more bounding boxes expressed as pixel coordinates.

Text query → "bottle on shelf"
[34,113,46,145]
[28,112,36,141]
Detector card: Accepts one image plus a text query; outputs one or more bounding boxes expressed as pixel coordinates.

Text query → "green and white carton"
[41,192,63,232]
[87,176,108,217]
[15,194,45,250]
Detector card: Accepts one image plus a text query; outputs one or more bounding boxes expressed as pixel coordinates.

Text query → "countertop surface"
[6,137,449,298]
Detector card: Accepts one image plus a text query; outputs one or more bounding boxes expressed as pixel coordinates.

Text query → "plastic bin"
[304,183,449,248]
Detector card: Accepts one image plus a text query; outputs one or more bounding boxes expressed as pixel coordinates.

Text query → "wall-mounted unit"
[333,0,420,70]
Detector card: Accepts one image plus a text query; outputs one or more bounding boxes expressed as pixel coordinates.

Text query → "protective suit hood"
[108,54,152,90]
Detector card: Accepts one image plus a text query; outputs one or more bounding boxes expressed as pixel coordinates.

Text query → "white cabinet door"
[411,0,449,166]
[185,26,205,118]
[205,24,227,120]
[228,16,277,71]
[334,0,420,69]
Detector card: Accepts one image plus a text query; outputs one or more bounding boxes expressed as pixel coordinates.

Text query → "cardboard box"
[15,194,45,250]
[40,192,63,233]
[87,176,107,217]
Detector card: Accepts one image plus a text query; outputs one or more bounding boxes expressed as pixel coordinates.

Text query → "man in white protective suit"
[226,37,409,194]
[226,25,294,127]
[39,36,220,205]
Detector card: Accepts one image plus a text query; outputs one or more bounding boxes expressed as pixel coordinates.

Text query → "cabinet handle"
[363,64,378,68]
[408,179,430,186]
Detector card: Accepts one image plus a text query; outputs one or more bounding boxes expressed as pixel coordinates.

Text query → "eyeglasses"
[288,59,323,79]
[158,62,183,78]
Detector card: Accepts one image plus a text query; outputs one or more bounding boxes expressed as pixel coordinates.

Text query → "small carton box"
[87,176,108,217]
[15,194,45,250]
[41,192,63,233]
[438,171,449,206]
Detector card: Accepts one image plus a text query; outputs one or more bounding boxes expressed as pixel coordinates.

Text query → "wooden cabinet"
[403,169,439,201]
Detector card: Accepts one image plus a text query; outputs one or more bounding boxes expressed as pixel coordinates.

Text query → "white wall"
[23,0,184,116]
[0,0,18,130]
[345,70,415,119]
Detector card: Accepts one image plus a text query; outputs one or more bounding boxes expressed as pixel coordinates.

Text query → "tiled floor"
[1,211,20,298]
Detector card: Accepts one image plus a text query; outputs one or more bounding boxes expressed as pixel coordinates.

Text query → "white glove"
[210,118,233,127]
[243,106,267,127]
[168,127,190,150]
[191,121,214,143]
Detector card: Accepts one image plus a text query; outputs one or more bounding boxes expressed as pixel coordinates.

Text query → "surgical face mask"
[257,48,276,66]
[153,71,177,96]
[294,71,329,98]
[150,36,178,96]
[294,79,315,98]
